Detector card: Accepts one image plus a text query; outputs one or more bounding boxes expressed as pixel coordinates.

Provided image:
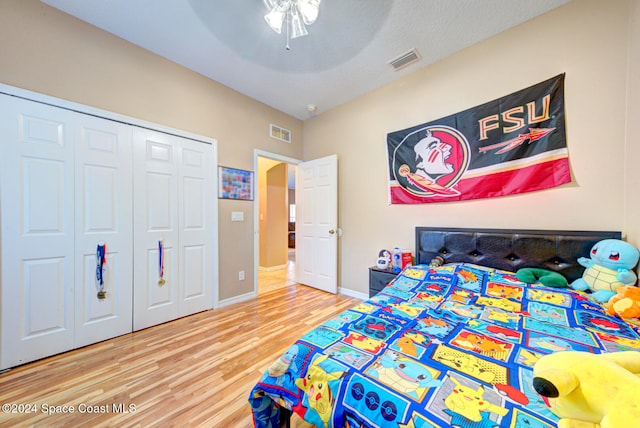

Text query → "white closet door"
[74,116,133,347]
[1,87,218,369]
[0,96,76,369]
[177,138,214,317]
[132,128,214,330]
[132,128,180,330]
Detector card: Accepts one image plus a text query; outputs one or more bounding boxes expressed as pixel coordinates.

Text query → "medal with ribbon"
[158,239,166,285]
[96,242,107,299]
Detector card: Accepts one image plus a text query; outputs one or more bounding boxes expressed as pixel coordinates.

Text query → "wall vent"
[270,124,291,143]
[388,48,422,71]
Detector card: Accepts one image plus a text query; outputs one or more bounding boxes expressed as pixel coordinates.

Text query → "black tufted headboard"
[415,227,622,282]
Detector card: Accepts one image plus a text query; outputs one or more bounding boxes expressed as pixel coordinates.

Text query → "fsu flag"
[387,74,571,204]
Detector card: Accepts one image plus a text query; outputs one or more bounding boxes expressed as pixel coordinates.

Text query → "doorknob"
[329,229,335,235]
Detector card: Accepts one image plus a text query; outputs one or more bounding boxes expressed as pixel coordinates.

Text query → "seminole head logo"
[392,126,470,197]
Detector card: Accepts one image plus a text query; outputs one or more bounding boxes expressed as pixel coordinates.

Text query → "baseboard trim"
[219,287,367,307]
[218,291,257,308]
[258,264,288,272]
[338,287,368,300]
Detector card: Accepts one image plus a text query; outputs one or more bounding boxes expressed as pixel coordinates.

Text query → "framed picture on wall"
[218,166,254,201]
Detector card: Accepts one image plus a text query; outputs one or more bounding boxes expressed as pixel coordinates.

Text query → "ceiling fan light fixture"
[263,0,280,9]
[264,6,286,34]
[298,0,321,25]
[290,7,308,39]
[264,0,321,48]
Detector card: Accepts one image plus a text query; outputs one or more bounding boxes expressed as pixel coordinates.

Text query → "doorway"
[254,150,301,295]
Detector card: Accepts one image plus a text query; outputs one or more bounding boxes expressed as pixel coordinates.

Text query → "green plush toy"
[516,268,568,288]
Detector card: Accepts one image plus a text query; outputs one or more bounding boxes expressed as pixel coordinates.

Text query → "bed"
[249,227,637,428]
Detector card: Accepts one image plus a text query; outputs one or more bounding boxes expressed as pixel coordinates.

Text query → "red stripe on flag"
[390,157,571,204]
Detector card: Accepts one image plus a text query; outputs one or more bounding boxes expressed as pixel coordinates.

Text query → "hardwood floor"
[258,249,296,294]
[0,285,361,428]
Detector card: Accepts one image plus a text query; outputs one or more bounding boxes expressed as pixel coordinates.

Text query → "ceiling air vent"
[270,124,291,143]
[388,48,421,71]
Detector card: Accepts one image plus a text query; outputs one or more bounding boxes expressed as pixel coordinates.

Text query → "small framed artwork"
[218,166,254,201]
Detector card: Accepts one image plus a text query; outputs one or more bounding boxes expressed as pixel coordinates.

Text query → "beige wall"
[303,0,638,294]
[625,0,640,248]
[258,158,279,266]
[0,0,303,301]
[266,163,289,267]
[258,159,288,269]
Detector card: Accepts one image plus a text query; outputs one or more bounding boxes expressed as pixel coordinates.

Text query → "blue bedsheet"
[249,263,639,427]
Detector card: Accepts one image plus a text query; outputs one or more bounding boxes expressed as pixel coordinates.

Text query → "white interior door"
[0,96,76,369]
[295,155,338,294]
[74,116,133,347]
[132,128,214,330]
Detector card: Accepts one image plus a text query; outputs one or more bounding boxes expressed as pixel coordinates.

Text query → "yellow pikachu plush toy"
[533,351,640,427]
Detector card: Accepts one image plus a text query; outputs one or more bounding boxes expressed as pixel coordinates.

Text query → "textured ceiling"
[41,0,572,120]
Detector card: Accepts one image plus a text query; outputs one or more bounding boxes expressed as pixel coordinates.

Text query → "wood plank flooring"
[258,250,296,294]
[0,285,361,428]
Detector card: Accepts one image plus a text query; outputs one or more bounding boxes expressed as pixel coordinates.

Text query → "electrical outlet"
[238,270,245,281]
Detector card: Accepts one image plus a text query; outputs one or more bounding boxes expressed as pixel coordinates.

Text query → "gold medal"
[97,291,106,299]
[158,278,166,285]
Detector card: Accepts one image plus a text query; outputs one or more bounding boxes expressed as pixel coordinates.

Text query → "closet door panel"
[147,172,174,229]
[144,171,177,307]
[23,258,67,333]
[133,128,179,331]
[178,139,214,317]
[0,97,76,370]
[183,245,205,299]
[132,130,214,329]
[74,117,133,347]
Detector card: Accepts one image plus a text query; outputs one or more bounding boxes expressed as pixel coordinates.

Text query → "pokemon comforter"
[248,263,639,427]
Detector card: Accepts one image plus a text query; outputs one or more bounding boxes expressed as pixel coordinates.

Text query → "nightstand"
[368,267,398,297]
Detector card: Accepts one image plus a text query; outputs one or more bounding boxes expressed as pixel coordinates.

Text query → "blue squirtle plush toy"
[570,239,640,303]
